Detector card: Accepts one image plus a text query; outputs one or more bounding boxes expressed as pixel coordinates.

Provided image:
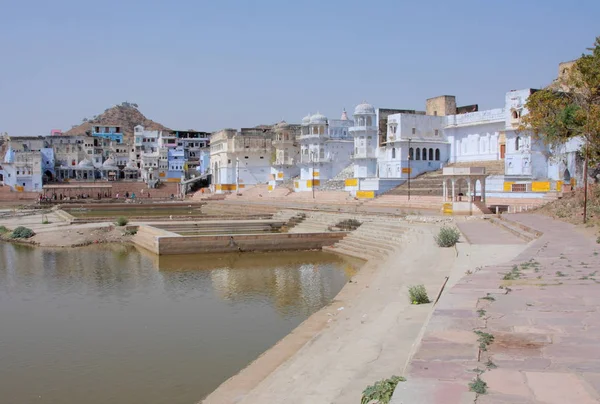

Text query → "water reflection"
[0,242,361,404]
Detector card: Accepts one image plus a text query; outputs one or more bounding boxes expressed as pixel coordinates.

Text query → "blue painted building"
[41,147,55,180]
[91,125,124,143]
[167,148,185,180]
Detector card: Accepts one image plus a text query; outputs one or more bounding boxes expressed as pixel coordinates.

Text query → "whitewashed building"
[270,121,300,187]
[210,127,273,193]
[346,89,578,198]
[295,111,353,192]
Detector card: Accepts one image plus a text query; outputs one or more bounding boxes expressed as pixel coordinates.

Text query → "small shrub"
[469,376,488,394]
[115,216,129,226]
[0,225,9,234]
[485,358,497,369]
[10,226,35,239]
[408,285,430,305]
[474,330,494,351]
[435,226,461,247]
[477,309,486,317]
[480,294,496,302]
[124,229,137,236]
[361,375,406,404]
[42,220,50,225]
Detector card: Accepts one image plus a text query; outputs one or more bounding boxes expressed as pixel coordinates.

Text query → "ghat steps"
[323,220,409,261]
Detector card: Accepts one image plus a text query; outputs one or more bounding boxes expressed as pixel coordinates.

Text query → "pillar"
[442,180,447,200]
[481,177,486,203]
[451,178,456,202]
[468,179,472,202]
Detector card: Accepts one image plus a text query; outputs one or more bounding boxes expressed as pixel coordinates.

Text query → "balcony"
[349,125,377,133]
[274,157,296,166]
[297,133,328,141]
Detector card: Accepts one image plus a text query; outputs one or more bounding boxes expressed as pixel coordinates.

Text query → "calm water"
[0,243,360,404]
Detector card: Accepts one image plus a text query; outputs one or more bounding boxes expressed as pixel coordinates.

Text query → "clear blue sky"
[1,0,598,136]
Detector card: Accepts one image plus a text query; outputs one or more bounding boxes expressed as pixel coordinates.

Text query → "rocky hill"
[64,102,170,140]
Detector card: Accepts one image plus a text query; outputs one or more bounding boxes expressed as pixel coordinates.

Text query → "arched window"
[416,148,421,160]
[515,136,521,151]
[409,147,414,160]
[435,148,440,161]
[422,148,427,160]
[429,148,433,160]
[392,148,396,159]
[512,110,519,119]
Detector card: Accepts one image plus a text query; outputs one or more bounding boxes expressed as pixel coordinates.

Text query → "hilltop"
[64,102,170,140]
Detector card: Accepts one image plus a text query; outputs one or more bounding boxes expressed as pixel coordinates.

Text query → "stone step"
[323,245,377,261]
[488,217,536,242]
[336,238,395,256]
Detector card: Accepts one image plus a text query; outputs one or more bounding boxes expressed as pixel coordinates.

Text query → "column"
[481,177,486,203]
[468,179,472,202]
[451,179,456,202]
[442,180,447,200]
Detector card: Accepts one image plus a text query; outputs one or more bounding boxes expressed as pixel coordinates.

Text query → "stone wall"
[139,232,347,255]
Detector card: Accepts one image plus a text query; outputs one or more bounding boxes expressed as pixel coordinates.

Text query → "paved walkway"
[457,220,525,245]
[392,214,600,403]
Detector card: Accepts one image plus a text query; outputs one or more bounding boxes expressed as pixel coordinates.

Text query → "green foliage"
[408,284,430,305]
[0,225,9,234]
[480,294,496,302]
[335,218,362,231]
[522,36,600,165]
[486,358,497,369]
[477,309,486,317]
[469,376,488,395]
[503,265,522,280]
[124,229,137,236]
[10,226,35,239]
[474,330,495,351]
[361,375,406,404]
[434,226,460,247]
[115,216,129,226]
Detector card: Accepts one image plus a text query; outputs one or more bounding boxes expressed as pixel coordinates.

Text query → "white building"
[295,111,354,192]
[210,127,273,193]
[346,89,577,198]
[270,121,300,187]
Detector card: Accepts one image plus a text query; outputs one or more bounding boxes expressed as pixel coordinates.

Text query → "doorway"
[500,144,506,159]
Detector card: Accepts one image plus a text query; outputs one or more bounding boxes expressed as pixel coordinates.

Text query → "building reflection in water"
[155,251,362,316]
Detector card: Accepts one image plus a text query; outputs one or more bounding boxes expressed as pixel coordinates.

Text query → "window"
[392,148,396,159]
[435,148,440,161]
[434,111,438,116]
[409,148,414,160]
[422,148,427,160]
[512,110,519,119]
[434,129,439,136]
[412,128,416,135]
[429,148,433,160]
[260,156,264,159]
[515,136,521,151]
[245,156,249,159]
[415,148,421,160]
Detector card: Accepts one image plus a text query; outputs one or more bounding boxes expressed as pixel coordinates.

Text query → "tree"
[522,36,600,223]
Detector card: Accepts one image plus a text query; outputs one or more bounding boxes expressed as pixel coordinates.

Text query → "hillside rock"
[64,103,170,140]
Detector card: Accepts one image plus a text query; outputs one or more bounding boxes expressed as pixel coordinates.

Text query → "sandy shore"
[0,210,133,247]
[202,221,526,404]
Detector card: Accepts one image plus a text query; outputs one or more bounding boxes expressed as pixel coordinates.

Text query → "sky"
[0,0,599,136]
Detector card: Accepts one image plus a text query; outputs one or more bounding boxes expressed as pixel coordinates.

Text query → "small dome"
[354,101,375,115]
[102,157,117,168]
[78,158,94,168]
[310,112,327,124]
[302,114,311,124]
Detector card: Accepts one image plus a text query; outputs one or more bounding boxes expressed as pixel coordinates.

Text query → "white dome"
[102,157,117,168]
[354,101,375,115]
[302,114,311,124]
[310,112,327,124]
[78,158,94,168]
